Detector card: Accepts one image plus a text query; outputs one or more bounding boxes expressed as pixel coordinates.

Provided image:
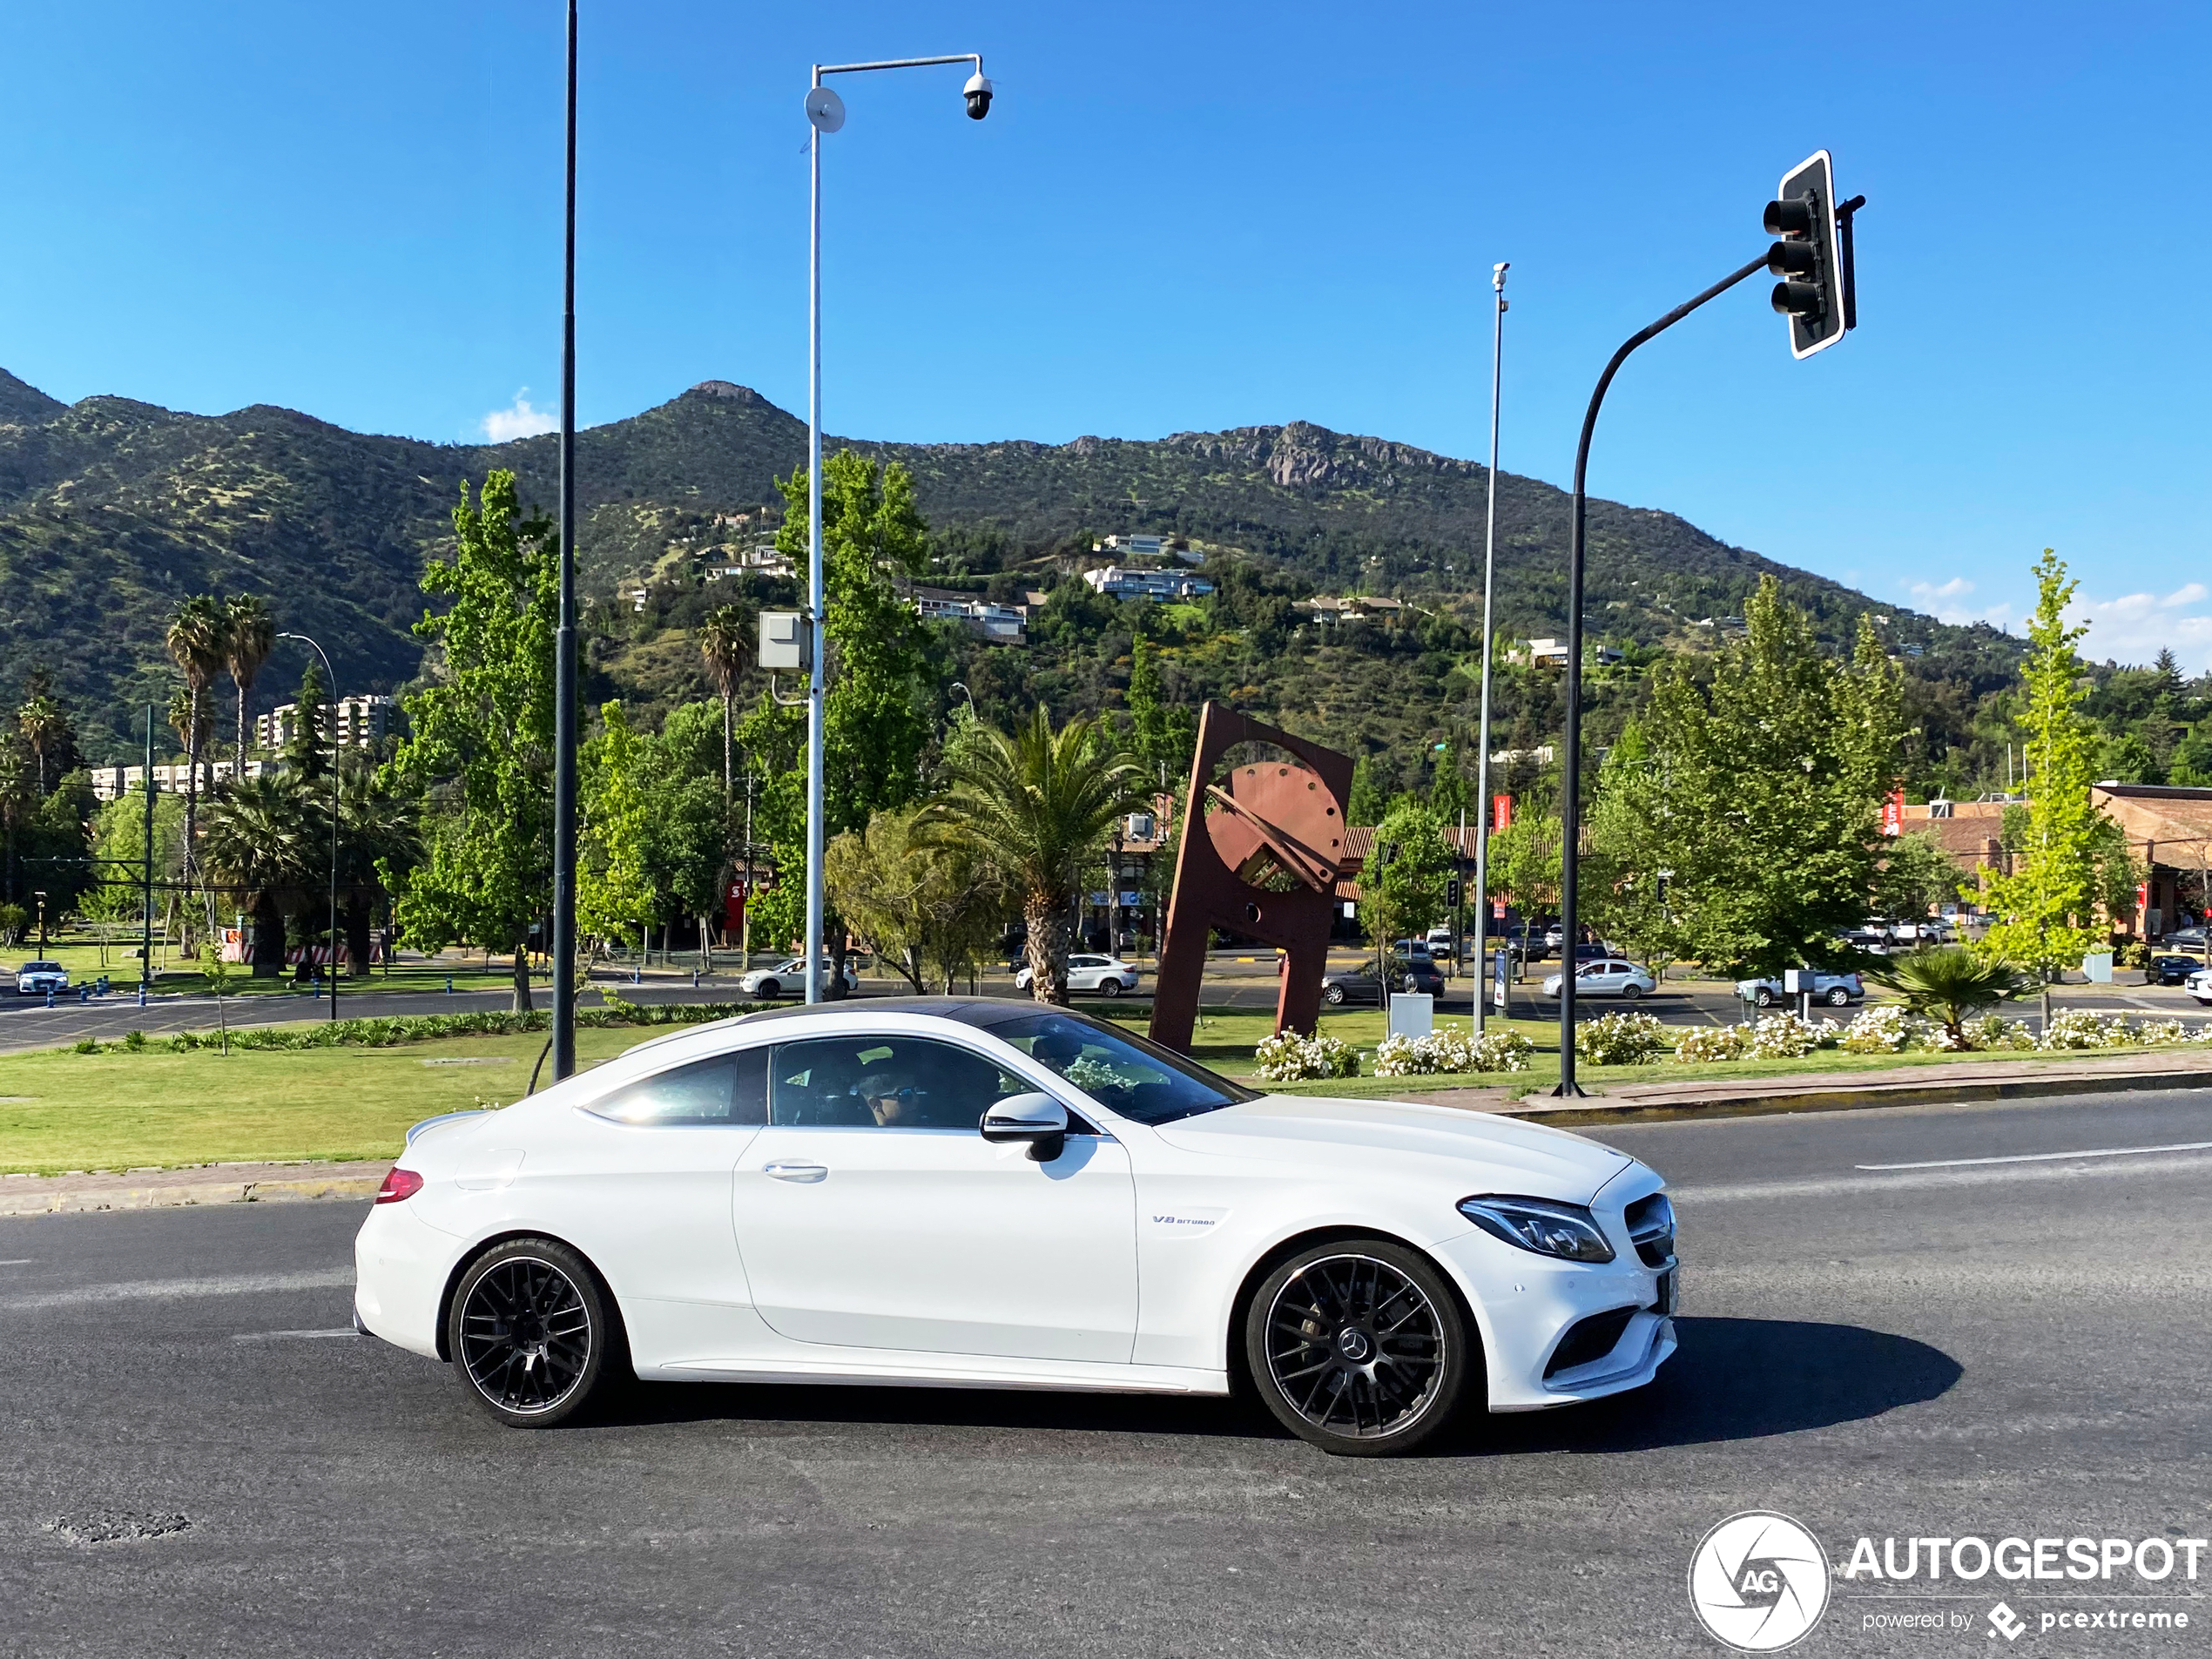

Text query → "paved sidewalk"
[0,1159,390,1217]
[1406,1048,2212,1125]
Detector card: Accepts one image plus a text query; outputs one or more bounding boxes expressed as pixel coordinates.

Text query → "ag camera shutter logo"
[1689,1512,1831,1651]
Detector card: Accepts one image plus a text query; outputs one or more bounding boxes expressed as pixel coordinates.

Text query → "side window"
[583,1048,767,1127]
[772,1035,1033,1131]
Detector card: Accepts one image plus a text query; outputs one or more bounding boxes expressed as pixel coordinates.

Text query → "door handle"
[763,1160,828,1184]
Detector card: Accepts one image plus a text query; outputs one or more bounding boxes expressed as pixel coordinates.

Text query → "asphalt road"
[5,1089,2210,1656]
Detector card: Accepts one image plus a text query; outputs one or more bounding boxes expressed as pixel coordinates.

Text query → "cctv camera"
[963,71,993,119]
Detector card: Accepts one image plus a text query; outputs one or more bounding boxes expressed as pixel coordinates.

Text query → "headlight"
[1457,1195,1615,1263]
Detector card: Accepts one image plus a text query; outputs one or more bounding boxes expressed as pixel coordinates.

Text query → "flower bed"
[1372,1028,1534,1076]
[1253,1031,1361,1082]
[1576,1010,1669,1067]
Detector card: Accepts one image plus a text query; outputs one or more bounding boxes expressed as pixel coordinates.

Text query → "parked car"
[1321,955,1447,1005]
[1838,930,1891,956]
[355,999,1677,1453]
[1540,958,1658,1001]
[735,958,858,999]
[2160,927,2209,952]
[2145,954,2206,987]
[1735,970,1865,1008]
[1015,954,1142,997]
[1503,924,1552,961]
[15,961,66,995]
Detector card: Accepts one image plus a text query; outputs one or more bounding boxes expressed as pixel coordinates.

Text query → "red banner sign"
[724,882,746,933]
[1880,788,1905,837]
[1492,793,1513,833]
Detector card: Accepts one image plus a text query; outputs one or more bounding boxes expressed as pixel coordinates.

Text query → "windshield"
[993,1011,1258,1125]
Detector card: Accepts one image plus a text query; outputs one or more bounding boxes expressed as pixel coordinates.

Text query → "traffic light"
[1764,150,1857,360]
[1447,878,1463,908]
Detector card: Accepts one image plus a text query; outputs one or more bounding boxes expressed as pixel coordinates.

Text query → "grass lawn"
[0,1027,667,1176]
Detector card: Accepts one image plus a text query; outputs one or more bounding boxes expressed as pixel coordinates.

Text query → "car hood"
[1150,1093,1632,1203]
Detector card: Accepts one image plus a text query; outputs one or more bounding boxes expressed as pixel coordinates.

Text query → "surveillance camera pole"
[804,50,988,1006]
[1554,251,1769,1096]
[1471,260,1507,1040]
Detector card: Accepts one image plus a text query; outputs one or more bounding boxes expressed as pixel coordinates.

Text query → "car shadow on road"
[590,1316,1959,1451]
[1467,1316,1961,1457]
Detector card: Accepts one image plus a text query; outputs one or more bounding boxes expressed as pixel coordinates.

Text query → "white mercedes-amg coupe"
[355,999,1676,1455]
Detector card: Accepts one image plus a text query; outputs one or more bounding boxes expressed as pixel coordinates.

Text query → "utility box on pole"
[758,610,813,671]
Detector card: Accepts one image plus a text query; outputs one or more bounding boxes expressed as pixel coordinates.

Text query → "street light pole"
[1554,252,1769,1096]
[550,0,581,1076]
[1471,260,1507,1039]
[802,51,991,1006]
[140,705,155,998]
[278,632,342,1023]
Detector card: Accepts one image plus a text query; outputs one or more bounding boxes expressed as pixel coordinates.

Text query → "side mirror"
[981,1091,1068,1162]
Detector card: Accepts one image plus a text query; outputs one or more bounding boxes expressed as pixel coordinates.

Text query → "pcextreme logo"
[1689,1512,1832,1652]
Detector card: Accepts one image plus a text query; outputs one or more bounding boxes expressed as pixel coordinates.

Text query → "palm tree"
[329,763,420,977]
[1875,947,2032,1048]
[223,593,277,765]
[201,772,314,976]
[921,706,1144,1004]
[698,606,750,799]
[17,688,68,795]
[165,594,227,920]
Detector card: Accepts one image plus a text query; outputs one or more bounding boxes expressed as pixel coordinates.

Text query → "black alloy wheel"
[1246,1240,1471,1456]
[448,1237,620,1428]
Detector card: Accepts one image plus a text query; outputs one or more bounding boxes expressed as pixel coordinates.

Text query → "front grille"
[1545,1306,1638,1378]
[1624,1191,1676,1267]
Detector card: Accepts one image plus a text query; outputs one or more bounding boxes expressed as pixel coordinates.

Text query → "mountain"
[0,369,1998,770]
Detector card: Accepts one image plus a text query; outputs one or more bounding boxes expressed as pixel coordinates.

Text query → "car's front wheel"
[1245,1239,1473,1456]
[448,1237,622,1428]
[1325,984,1346,1006]
[1826,987,1852,1006]
[1754,988,1778,1008]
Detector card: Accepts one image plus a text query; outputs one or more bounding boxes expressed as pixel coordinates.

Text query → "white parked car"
[1014,954,1142,997]
[734,958,856,999]
[1540,958,1659,1001]
[2186,970,2212,1007]
[355,999,1677,1455]
[16,961,66,995]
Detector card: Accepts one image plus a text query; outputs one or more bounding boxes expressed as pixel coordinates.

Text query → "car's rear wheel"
[1098,977,1123,998]
[1620,983,1643,1001]
[1826,987,1852,1006]
[448,1237,620,1428]
[1754,988,1778,1008]
[1246,1240,1472,1457]
[1325,984,1345,1006]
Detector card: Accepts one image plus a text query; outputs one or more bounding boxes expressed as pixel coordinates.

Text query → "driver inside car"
[856,1068,923,1128]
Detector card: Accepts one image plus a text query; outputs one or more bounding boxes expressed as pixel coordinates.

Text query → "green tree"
[83,785,185,924]
[165,594,226,927]
[1358,801,1453,965]
[1345,753,1385,825]
[223,593,276,762]
[826,805,1008,994]
[17,687,69,795]
[1428,741,1470,824]
[1584,725,1672,969]
[920,707,1144,1004]
[1591,576,1905,978]
[577,702,659,949]
[1873,829,1966,926]
[201,772,314,976]
[1979,551,2106,1001]
[382,472,562,1011]
[1490,806,1562,926]
[698,605,750,799]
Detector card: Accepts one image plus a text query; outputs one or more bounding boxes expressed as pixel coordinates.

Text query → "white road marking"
[0,1267,354,1313]
[1856,1138,2212,1171]
[232,1326,360,1343]
[1677,1148,2212,1204]
[0,1258,35,1265]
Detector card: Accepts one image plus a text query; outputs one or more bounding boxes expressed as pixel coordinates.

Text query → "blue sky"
[3,2,2206,664]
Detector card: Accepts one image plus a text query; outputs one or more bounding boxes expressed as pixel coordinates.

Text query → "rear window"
[583,1049,768,1127]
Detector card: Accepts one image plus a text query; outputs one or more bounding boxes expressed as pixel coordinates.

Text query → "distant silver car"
[1015,954,1141,997]
[1540,958,1657,1001]
[734,958,857,999]
[1736,970,1864,1008]
[15,961,66,995]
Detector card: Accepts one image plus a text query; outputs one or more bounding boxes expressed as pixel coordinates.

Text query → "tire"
[1826,987,1851,1007]
[1098,978,1124,999]
[1246,1239,1472,1456]
[448,1237,623,1429]
[1754,988,1777,1008]
[1403,974,1421,995]
[1325,984,1346,1006]
[757,978,780,999]
[1620,983,1643,1001]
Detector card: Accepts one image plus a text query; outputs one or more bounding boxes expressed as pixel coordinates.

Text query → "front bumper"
[1434,1227,1678,1412]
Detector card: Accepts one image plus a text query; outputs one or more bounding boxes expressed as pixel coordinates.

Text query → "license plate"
[1655,1267,1679,1316]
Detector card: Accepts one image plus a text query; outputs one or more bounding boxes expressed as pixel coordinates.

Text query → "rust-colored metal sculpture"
[1149,703,1354,1053]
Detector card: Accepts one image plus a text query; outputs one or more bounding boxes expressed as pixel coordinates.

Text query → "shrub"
[1576,1011,1669,1067]
[2037,1009,2133,1050]
[1253,1031,1361,1082]
[66,1001,759,1057]
[1748,1010,1833,1059]
[1473,1028,1535,1073]
[1966,1013,2035,1050]
[1840,1004,1921,1054]
[1371,1027,1531,1076]
[2130,1018,2200,1047]
[122,1030,145,1052]
[1672,1023,1748,1063]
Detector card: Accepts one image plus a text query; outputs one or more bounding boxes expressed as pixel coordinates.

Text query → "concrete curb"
[1487,1066,2212,1127]
[0,1163,390,1217]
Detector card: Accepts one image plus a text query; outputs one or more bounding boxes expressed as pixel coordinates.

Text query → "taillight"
[374,1167,423,1205]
